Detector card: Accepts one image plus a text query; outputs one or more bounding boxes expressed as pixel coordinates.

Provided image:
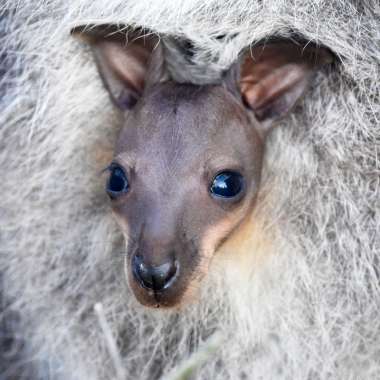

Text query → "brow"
[113,153,136,169]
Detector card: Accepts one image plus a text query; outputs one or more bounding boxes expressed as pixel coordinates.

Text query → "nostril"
[132,255,178,291]
[132,255,154,288]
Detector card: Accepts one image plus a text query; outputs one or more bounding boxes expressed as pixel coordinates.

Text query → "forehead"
[116,82,256,168]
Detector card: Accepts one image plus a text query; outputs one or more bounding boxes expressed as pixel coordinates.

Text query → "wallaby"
[72,24,332,308]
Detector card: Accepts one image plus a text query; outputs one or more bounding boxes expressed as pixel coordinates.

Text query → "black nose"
[132,255,178,291]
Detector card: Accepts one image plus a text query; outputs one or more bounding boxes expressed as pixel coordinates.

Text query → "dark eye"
[210,171,244,198]
[106,164,129,199]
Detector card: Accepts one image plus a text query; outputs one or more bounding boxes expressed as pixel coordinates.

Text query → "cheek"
[197,188,259,269]
[201,218,235,257]
[200,210,247,260]
[111,210,130,240]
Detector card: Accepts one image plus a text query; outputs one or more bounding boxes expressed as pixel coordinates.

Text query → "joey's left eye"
[210,171,244,198]
[106,164,129,199]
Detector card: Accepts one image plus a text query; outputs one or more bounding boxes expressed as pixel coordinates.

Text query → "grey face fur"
[72,24,332,308]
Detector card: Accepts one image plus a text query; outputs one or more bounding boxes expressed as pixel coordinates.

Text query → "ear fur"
[236,41,333,135]
[71,23,163,109]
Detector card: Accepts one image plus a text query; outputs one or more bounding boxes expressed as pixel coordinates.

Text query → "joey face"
[72,23,332,307]
[108,83,263,307]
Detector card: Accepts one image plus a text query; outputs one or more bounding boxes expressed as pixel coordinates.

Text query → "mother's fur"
[1,1,379,379]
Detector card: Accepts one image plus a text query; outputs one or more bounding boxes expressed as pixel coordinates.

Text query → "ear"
[236,42,333,134]
[71,23,163,109]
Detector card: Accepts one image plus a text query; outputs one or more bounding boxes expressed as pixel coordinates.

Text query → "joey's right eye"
[106,164,129,199]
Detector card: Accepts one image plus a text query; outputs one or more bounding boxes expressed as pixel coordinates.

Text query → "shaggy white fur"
[1,1,379,379]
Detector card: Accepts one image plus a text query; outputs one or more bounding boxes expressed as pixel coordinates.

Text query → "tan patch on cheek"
[201,218,238,259]
[177,216,240,305]
[178,201,277,307]
[197,213,244,276]
[216,207,275,276]
[111,212,131,253]
[111,214,132,280]
[111,213,129,238]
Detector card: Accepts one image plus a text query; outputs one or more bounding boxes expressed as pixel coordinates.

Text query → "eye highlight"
[106,164,129,199]
[210,171,244,198]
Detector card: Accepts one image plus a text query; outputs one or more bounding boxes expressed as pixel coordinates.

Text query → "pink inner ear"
[241,63,310,111]
[98,41,153,95]
[72,24,162,110]
[238,43,332,125]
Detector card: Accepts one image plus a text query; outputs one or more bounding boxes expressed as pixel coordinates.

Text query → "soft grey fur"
[1,1,379,379]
